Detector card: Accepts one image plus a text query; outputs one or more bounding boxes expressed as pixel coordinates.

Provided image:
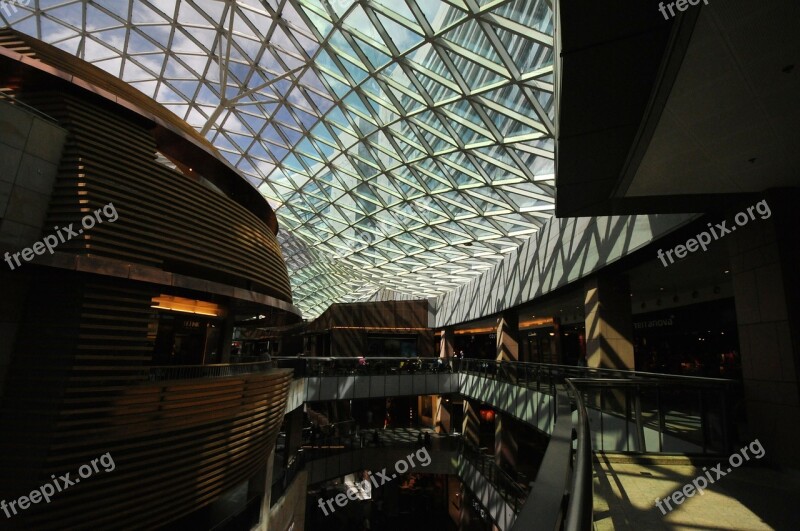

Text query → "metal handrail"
[459,358,737,385]
[273,356,455,377]
[566,376,736,454]
[273,355,737,386]
[510,380,593,531]
[146,360,275,381]
[564,379,593,531]
[511,383,574,530]
[459,440,530,512]
[272,358,736,528]
[0,91,59,123]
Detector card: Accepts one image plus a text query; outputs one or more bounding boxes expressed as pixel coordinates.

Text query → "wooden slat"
[0,173,293,531]
[16,91,292,301]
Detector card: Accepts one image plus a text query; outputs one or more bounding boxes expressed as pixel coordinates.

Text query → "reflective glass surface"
[5,0,555,317]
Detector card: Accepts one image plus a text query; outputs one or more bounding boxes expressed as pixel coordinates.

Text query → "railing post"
[657,385,665,453]
[634,384,645,452]
[699,388,707,454]
[599,387,605,452]
[624,386,631,452]
[721,386,730,452]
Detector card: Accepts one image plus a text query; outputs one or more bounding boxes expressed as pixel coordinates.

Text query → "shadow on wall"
[432,214,697,328]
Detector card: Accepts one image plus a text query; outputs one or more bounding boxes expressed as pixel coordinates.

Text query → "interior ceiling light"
[5,0,556,318]
[151,295,222,317]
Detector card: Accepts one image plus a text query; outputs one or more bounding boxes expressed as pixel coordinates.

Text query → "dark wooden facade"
[306,300,434,358]
[0,30,297,529]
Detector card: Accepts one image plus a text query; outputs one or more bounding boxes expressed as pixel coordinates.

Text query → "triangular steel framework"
[4,0,556,318]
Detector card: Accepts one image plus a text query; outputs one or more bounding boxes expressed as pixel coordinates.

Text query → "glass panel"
[12,0,558,317]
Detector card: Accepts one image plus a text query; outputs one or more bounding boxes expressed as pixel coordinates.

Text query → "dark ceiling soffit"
[554,1,700,218]
[612,9,702,200]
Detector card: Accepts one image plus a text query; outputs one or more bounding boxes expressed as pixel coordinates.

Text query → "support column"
[434,396,452,434]
[283,408,304,470]
[550,317,563,364]
[256,448,276,531]
[495,311,519,362]
[495,311,518,469]
[728,190,800,467]
[439,326,455,358]
[436,328,456,434]
[219,310,235,363]
[462,399,480,447]
[584,274,634,369]
[494,415,518,470]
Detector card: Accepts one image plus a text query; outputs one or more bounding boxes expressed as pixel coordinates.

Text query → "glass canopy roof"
[4,0,555,318]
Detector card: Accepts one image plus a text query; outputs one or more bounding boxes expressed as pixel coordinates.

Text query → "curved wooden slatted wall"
[0,274,293,529]
[0,29,301,529]
[18,90,292,303]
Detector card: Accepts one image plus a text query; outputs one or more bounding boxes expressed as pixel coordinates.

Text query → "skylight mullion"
[437,194,479,219]
[471,147,526,180]
[430,115,468,154]
[501,146,548,182]
[412,164,453,192]
[438,158,485,185]
[13,0,559,317]
[364,1,425,37]
[492,214,545,232]
[475,94,548,132]
[478,216,516,238]
[463,98,506,143]
[520,64,555,83]
[400,121,435,157]
[482,13,553,47]
[502,184,556,204]
[346,151,381,174]
[490,188,546,224]
[471,0,516,15]
[459,218,505,236]
[379,76,427,111]
[519,85,555,135]
[408,116,455,148]
[404,61,462,94]
[403,0,474,105]
[465,188,517,212]
[436,39,510,79]
[474,20,521,80]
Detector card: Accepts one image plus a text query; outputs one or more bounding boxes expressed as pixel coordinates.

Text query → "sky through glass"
[4,0,556,318]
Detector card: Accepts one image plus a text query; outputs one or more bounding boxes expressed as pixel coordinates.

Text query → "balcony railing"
[271,356,739,530]
[276,356,738,454]
[273,356,456,377]
[459,440,529,513]
[0,90,60,123]
[146,360,274,381]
